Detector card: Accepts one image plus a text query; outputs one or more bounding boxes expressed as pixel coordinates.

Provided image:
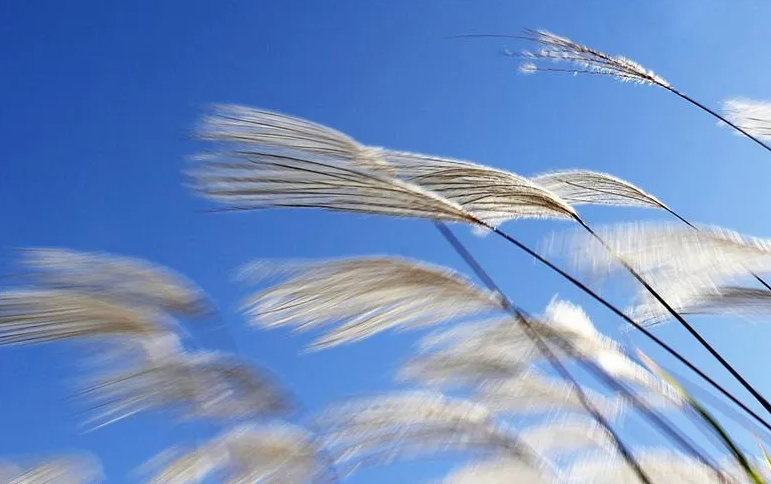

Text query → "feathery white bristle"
[81,350,291,428]
[723,98,771,141]
[568,450,724,484]
[380,150,578,226]
[519,29,669,87]
[442,458,556,484]
[240,257,505,349]
[0,454,103,484]
[531,170,666,210]
[20,248,211,318]
[145,423,324,484]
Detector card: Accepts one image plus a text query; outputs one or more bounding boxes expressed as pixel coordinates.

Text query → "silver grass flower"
[191,108,477,224]
[380,150,578,226]
[723,98,771,141]
[18,248,211,318]
[398,318,540,388]
[193,105,577,228]
[567,450,725,484]
[402,298,673,406]
[199,104,395,176]
[0,289,180,346]
[557,222,771,287]
[239,257,506,349]
[631,285,771,326]
[146,423,327,484]
[476,371,621,420]
[520,417,614,456]
[539,299,682,407]
[530,170,667,210]
[0,454,103,484]
[141,445,226,484]
[318,391,541,470]
[81,350,291,428]
[442,458,558,484]
[520,29,669,87]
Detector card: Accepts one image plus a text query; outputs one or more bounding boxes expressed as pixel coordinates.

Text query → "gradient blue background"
[3,0,771,481]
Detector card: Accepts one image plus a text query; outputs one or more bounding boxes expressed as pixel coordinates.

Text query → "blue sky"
[4,0,771,481]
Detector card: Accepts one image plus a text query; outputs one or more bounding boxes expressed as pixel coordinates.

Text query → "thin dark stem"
[660,84,771,156]
[473,221,771,435]
[432,223,653,484]
[435,222,723,480]
[575,217,771,416]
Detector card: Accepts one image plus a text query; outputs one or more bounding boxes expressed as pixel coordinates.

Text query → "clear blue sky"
[3,0,771,482]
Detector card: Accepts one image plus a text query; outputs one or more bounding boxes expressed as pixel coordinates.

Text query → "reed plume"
[145,423,328,484]
[442,457,557,484]
[80,350,291,428]
[239,257,506,349]
[0,454,103,484]
[531,170,667,210]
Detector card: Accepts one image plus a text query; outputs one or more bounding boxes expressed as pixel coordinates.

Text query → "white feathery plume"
[631,284,771,326]
[530,170,667,210]
[191,108,478,225]
[239,257,506,349]
[80,350,291,428]
[194,105,579,229]
[199,104,395,175]
[476,370,621,420]
[442,458,558,484]
[0,289,180,346]
[519,29,669,87]
[318,391,539,469]
[141,445,227,484]
[380,150,578,227]
[399,317,539,388]
[723,98,771,141]
[539,298,603,351]
[145,423,326,484]
[217,424,327,484]
[538,298,683,407]
[0,454,103,484]
[520,417,614,456]
[18,248,211,318]
[556,222,771,288]
[567,450,725,484]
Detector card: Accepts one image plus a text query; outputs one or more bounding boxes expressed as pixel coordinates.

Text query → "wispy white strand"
[18,248,212,318]
[442,457,558,484]
[239,257,505,349]
[0,454,103,484]
[723,98,771,141]
[193,105,578,229]
[519,29,669,87]
[531,170,666,210]
[145,423,325,484]
[80,350,291,428]
[567,450,726,484]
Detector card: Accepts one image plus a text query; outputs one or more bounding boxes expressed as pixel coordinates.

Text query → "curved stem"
[435,222,722,480]
[476,222,771,435]
[660,84,771,156]
[434,222,652,483]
